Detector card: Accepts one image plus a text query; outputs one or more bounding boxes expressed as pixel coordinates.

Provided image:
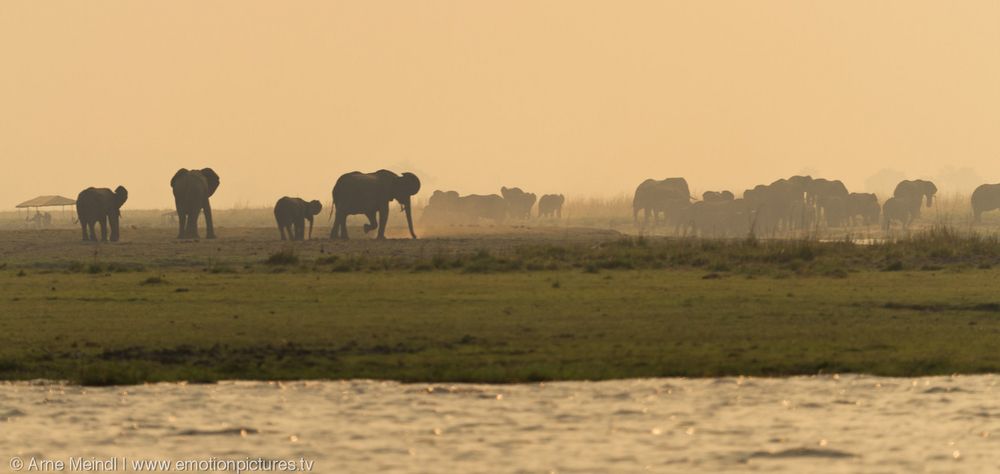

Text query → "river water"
[1,375,997,473]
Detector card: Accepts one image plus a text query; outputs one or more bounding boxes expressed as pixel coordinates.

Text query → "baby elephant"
[274,197,323,241]
[538,194,565,218]
[76,186,128,242]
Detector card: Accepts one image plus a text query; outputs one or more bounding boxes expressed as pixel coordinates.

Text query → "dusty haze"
[2,1,998,209]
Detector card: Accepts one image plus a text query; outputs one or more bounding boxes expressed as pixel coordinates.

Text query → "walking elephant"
[971,184,1000,223]
[633,177,691,226]
[330,170,420,240]
[892,179,937,218]
[76,186,129,242]
[538,194,565,218]
[273,197,323,241]
[500,187,537,219]
[170,168,220,239]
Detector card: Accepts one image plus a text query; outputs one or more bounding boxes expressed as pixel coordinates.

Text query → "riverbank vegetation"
[2,226,1000,385]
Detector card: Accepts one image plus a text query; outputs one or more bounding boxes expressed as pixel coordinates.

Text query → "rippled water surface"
[2,375,998,472]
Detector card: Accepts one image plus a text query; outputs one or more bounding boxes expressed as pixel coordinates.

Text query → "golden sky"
[2,1,998,208]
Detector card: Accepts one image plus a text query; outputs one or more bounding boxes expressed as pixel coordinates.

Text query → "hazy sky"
[2,1,998,208]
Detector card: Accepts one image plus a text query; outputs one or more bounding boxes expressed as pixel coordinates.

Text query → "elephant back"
[635,177,690,206]
[972,184,1000,211]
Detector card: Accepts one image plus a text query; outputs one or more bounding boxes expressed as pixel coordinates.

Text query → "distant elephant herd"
[420,187,566,226]
[631,176,936,237]
[71,168,1000,242]
[633,176,1000,237]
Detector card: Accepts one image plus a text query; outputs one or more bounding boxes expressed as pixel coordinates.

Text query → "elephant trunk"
[926,195,934,208]
[401,197,417,239]
[307,216,314,240]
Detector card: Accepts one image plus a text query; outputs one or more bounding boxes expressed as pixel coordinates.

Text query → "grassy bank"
[4,263,1000,385]
[4,226,1000,385]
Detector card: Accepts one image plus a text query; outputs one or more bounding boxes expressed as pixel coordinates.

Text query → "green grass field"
[2,226,1000,385]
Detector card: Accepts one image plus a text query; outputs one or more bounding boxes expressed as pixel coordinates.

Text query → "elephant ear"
[397,172,421,198]
[171,169,189,188]
[201,168,221,196]
[114,186,129,207]
[308,200,323,216]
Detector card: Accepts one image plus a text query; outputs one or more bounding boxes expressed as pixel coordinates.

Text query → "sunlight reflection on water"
[0,375,996,472]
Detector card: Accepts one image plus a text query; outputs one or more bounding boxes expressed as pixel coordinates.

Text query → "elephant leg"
[294,219,304,241]
[335,212,349,239]
[99,216,109,242]
[376,205,389,239]
[185,211,200,239]
[203,202,216,239]
[109,214,120,242]
[80,221,89,241]
[176,211,187,239]
[279,223,287,240]
[363,212,377,234]
[87,222,97,241]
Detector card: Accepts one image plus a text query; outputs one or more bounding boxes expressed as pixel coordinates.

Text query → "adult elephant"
[76,186,128,242]
[893,179,937,218]
[500,187,537,219]
[632,177,691,225]
[460,194,508,223]
[273,197,323,241]
[883,197,915,231]
[170,168,220,239]
[330,170,420,240]
[971,184,1000,223]
[538,194,565,218]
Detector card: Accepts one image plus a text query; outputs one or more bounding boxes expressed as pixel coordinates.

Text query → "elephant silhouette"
[171,168,220,239]
[330,170,420,240]
[76,186,128,242]
[274,197,323,240]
